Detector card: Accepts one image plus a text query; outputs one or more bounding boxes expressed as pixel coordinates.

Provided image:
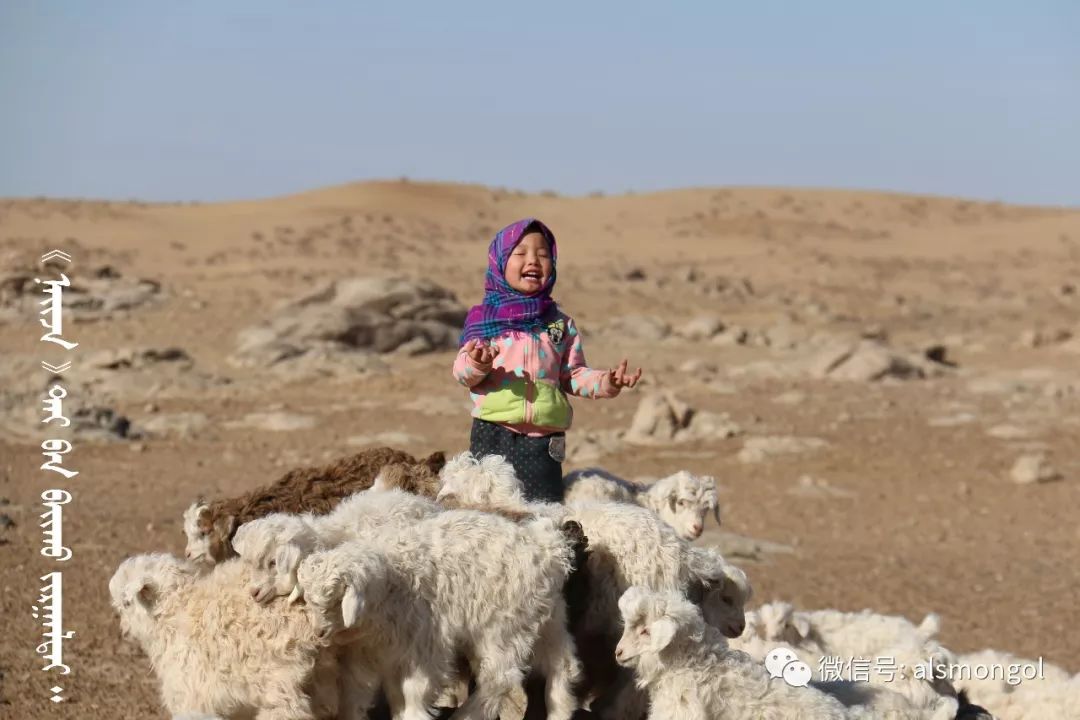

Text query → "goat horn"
[288,585,304,604]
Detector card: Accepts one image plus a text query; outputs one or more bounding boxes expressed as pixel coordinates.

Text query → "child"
[453,217,642,502]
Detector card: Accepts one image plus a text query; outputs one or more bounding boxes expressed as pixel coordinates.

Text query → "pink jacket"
[453,310,617,435]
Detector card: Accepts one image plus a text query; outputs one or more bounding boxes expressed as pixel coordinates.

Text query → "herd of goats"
[108,446,1076,719]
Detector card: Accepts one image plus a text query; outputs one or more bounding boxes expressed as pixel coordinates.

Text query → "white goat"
[616,586,951,720]
[569,502,752,720]
[295,509,582,720]
[109,554,339,720]
[437,454,750,635]
[953,649,1077,720]
[564,467,720,540]
[437,450,530,507]
[231,487,442,603]
[729,600,958,714]
[434,452,752,720]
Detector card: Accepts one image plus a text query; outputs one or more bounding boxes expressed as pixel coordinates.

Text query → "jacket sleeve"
[452,347,491,388]
[559,316,619,399]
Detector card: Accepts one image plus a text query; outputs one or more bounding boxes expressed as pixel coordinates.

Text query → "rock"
[860,326,889,342]
[678,359,718,374]
[686,411,743,440]
[0,514,13,530]
[809,340,926,382]
[710,326,751,346]
[706,380,738,395]
[59,346,226,403]
[624,395,740,443]
[86,346,193,371]
[761,322,813,350]
[0,260,163,321]
[624,267,647,281]
[566,430,623,464]
[772,390,806,406]
[924,344,956,367]
[142,412,209,438]
[696,275,754,301]
[674,266,701,284]
[626,392,691,443]
[226,412,317,432]
[230,276,466,369]
[986,424,1033,440]
[676,315,725,341]
[67,405,139,441]
[710,531,795,561]
[1010,454,1062,485]
[787,475,855,499]
[603,314,671,341]
[1019,328,1073,349]
[737,436,827,463]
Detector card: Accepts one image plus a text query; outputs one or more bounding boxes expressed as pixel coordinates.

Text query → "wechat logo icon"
[765,647,813,688]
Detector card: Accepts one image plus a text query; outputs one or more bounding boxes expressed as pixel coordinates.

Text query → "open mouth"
[521,270,542,283]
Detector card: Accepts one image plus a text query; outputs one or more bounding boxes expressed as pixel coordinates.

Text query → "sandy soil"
[1,181,1078,718]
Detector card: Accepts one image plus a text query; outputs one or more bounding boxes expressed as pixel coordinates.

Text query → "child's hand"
[464,338,500,367]
[606,359,643,393]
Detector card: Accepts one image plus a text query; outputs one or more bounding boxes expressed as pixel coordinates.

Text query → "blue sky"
[1,1,1077,204]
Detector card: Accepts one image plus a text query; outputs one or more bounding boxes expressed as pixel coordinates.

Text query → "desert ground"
[0,181,1078,718]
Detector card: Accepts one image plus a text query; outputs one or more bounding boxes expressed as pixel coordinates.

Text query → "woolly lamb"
[423,452,753,718]
[976,675,1080,720]
[952,649,1075,720]
[730,600,946,662]
[109,554,339,719]
[568,502,751,720]
[435,454,750,635]
[296,509,582,720]
[564,467,720,540]
[616,586,953,720]
[436,450,529,507]
[183,446,445,565]
[728,601,959,714]
[231,487,443,603]
[370,459,442,498]
[616,586,848,719]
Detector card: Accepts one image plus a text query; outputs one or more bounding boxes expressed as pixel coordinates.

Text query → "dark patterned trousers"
[469,419,565,503]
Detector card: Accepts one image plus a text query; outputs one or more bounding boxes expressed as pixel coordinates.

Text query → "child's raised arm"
[560,317,627,399]
[452,338,500,387]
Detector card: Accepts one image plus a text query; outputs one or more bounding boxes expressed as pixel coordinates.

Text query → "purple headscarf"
[459,218,558,346]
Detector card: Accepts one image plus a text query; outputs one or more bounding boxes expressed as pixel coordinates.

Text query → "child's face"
[504,232,553,295]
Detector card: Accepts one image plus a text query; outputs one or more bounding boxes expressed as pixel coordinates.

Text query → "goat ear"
[277,543,302,574]
[792,615,811,638]
[135,582,158,611]
[649,617,678,653]
[214,514,236,537]
[341,585,365,628]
